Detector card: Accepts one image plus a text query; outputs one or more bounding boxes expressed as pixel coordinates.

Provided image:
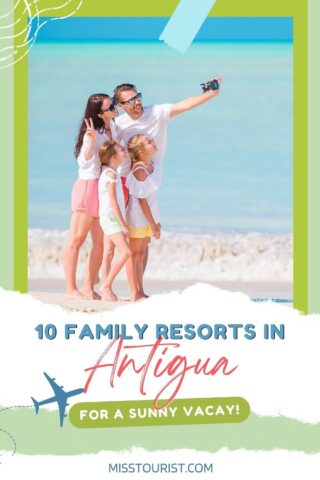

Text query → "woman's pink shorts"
[71,179,99,218]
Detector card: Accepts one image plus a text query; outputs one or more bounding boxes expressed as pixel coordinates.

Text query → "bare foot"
[131,291,144,302]
[139,291,149,299]
[80,288,101,300]
[101,286,118,302]
[64,289,84,299]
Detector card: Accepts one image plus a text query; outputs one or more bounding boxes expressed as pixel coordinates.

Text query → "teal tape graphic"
[159,0,217,53]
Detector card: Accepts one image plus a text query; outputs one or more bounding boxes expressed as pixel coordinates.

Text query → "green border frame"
[308,0,320,313]
[1,0,316,312]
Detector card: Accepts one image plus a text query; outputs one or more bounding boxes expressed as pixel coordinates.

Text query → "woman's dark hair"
[74,93,110,158]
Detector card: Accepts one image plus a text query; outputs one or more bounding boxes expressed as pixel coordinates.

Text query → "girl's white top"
[77,128,113,180]
[126,165,160,228]
[98,166,125,218]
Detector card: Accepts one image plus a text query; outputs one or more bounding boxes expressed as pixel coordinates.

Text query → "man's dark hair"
[113,83,137,103]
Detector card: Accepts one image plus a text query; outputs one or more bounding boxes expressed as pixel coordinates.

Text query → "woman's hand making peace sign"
[84,118,97,144]
[83,118,97,160]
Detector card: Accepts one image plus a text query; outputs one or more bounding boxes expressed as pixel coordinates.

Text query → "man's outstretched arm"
[170,78,221,118]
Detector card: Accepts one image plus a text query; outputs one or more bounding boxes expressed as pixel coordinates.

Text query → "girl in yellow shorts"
[126,134,161,298]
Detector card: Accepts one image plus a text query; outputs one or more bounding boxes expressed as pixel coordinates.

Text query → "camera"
[201,78,220,92]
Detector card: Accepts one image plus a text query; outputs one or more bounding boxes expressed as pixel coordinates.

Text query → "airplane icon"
[31,372,84,427]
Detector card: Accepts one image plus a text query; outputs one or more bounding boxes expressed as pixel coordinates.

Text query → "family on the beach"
[63,80,221,301]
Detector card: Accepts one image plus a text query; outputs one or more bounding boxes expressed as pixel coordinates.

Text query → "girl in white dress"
[126,134,161,297]
[98,141,142,302]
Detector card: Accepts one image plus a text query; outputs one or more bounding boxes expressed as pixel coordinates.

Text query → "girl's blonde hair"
[99,140,117,166]
[127,134,147,165]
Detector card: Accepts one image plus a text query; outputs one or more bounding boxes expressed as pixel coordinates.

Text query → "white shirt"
[126,165,160,228]
[98,166,125,218]
[77,127,115,180]
[114,104,171,186]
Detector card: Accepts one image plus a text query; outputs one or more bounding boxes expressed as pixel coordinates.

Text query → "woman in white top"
[98,141,142,302]
[126,134,161,298]
[63,93,118,299]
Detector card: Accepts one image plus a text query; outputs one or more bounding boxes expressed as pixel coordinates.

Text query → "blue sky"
[34,17,293,42]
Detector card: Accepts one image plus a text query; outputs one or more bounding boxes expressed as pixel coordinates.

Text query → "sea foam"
[28,229,292,281]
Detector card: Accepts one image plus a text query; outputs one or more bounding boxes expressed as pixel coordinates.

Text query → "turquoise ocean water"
[28,41,292,233]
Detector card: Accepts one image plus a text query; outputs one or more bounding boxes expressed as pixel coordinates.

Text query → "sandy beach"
[28,228,293,313]
[29,278,293,313]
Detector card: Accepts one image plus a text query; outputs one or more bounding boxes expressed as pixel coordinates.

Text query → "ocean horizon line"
[35,39,293,45]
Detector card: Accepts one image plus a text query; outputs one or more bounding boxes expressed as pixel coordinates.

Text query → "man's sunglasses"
[120,92,142,106]
[100,103,116,113]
